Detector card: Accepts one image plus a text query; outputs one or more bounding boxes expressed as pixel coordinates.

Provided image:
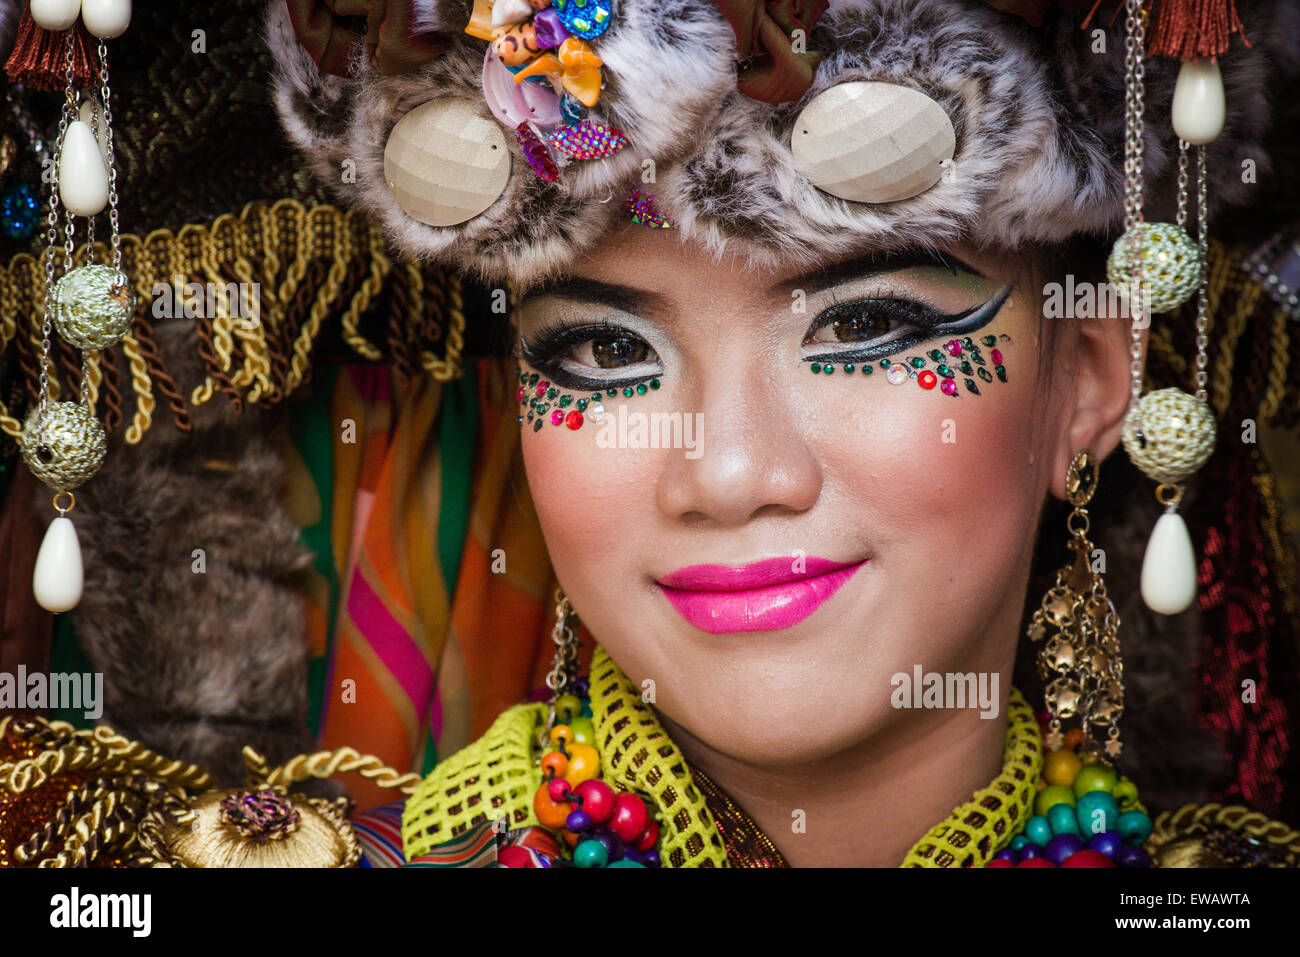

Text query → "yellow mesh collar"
[402,646,1043,867]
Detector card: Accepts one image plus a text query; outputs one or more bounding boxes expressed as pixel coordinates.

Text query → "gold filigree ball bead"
[1106,223,1203,315]
[20,402,107,491]
[1122,388,1216,486]
[52,265,136,351]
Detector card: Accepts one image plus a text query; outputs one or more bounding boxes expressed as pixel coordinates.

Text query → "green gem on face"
[995,365,1007,382]
[623,386,634,397]
[862,364,873,375]
[965,378,980,395]
[533,419,544,432]
[960,361,974,376]
[937,364,954,378]
[649,379,661,390]
[977,367,993,383]
[929,349,945,362]
[559,395,573,407]
[811,362,822,374]
[843,363,854,373]
[909,356,925,369]
[546,388,558,399]
[577,399,588,411]
[969,351,985,366]
[636,383,647,395]
[824,364,833,374]
[880,359,891,369]
[528,373,539,386]
[983,335,998,347]
[607,389,617,397]
[962,337,974,349]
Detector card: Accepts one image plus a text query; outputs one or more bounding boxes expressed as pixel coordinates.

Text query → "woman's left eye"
[802,298,930,359]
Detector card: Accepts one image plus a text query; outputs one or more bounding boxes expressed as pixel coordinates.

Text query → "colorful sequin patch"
[809,334,1011,397]
[516,125,560,182]
[553,0,613,40]
[516,367,661,432]
[626,188,672,228]
[548,120,628,160]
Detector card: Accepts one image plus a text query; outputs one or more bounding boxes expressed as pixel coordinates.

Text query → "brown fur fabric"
[267,0,1299,284]
[37,319,319,787]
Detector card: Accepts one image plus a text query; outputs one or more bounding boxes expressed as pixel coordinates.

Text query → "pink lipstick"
[657,556,866,634]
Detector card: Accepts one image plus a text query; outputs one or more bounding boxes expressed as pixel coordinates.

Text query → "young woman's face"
[515,223,1093,765]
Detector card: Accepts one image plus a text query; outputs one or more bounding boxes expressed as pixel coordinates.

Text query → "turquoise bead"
[1025,816,1052,846]
[574,840,609,868]
[1009,834,1029,852]
[1117,809,1153,845]
[608,860,646,868]
[1048,802,1081,836]
[1075,790,1120,836]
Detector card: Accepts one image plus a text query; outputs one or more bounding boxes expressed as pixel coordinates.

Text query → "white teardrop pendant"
[58,120,110,216]
[31,0,81,31]
[1171,59,1226,145]
[1140,511,1198,615]
[81,0,131,39]
[33,516,85,613]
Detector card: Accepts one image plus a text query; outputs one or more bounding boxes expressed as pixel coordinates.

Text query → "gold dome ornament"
[1106,222,1203,315]
[52,264,136,350]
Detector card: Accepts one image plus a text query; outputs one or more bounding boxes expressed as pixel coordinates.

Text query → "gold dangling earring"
[1027,450,1125,761]
[542,585,582,741]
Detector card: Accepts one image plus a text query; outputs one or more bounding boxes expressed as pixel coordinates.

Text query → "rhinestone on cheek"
[550,410,565,426]
[941,379,959,397]
[944,339,962,357]
[886,363,908,385]
[917,370,938,390]
[565,410,584,430]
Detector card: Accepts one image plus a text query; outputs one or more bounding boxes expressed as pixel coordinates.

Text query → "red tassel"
[1147,0,1251,61]
[3,3,98,91]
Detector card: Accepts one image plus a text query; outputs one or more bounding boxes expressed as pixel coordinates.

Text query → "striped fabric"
[282,357,588,810]
[351,800,407,868]
[402,820,499,868]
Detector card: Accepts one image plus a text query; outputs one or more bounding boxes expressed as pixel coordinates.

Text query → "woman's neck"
[658,688,1010,867]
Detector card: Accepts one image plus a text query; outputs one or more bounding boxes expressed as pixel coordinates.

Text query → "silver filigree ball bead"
[1106,222,1203,315]
[1121,388,1216,486]
[52,264,136,351]
[20,402,108,491]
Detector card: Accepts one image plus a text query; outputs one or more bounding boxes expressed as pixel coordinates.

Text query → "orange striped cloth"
[281,357,586,809]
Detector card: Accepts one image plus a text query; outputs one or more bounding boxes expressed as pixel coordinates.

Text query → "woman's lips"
[657,556,867,634]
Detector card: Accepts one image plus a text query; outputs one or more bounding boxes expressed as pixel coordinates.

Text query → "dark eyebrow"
[786,251,987,296]
[518,277,668,314]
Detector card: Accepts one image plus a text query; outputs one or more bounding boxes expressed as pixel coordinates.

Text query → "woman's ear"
[1048,312,1147,501]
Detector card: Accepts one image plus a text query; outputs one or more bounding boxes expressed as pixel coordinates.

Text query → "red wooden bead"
[611,793,649,843]
[985,858,1015,868]
[574,779,615,825]
[1060,849,1116,868]
[1016,857,1055,868]
[635,819,660,852]
[547,778,571,803]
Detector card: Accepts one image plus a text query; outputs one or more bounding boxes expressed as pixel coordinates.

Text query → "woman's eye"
[585,334,651,368]
[804,308,901,346]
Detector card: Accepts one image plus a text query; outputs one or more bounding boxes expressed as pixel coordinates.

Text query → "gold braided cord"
[264,746,423,794]
[1,715,412,868]
[1152,802,1300,847]
[1210,281,1259,417]
[0,199,465,443]
[1260,307,1292,423]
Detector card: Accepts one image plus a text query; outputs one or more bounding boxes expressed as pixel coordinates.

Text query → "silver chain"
[1122,0,1148,405]
[1194,144,1210,401]
[98,40,123,278]
[1175,139,1190,230]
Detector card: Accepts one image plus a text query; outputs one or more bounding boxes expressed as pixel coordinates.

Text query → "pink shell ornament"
[483,48,561,129]
[547,120,627,160]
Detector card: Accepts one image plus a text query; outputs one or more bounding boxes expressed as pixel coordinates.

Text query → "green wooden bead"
[1117,809,1153,845]
[553,694,582,724]
[1035,784,1076,817]
[574,840,608,868]
[1075,790,1119,836]
[569,716,596,746]
[1072,763,1118,798]
[1048,802,1081,836]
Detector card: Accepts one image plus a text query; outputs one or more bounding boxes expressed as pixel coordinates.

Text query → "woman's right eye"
[584,334,652,368]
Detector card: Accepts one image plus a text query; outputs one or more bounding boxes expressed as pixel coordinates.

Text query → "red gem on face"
[941,379,959,396]
[516,386,526,403]
[991,348,1004,365]
[565,410,584,429]
[917,370,938,390]
[944,339,962,357]
[536,380,549,397]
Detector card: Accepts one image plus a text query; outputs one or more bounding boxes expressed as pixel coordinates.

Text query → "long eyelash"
[804,285,1010,364]
[519,318,659,391]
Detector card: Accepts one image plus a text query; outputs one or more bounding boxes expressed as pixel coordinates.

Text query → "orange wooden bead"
[541,751,568,779]
[549,724,575,748]
[563,829,580,848]
[1064,729,1086,750]
[533,784,571,830]
[1043,748,1084,787]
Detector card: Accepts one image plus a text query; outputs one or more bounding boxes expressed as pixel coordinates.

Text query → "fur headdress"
[268,0,1299,284]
